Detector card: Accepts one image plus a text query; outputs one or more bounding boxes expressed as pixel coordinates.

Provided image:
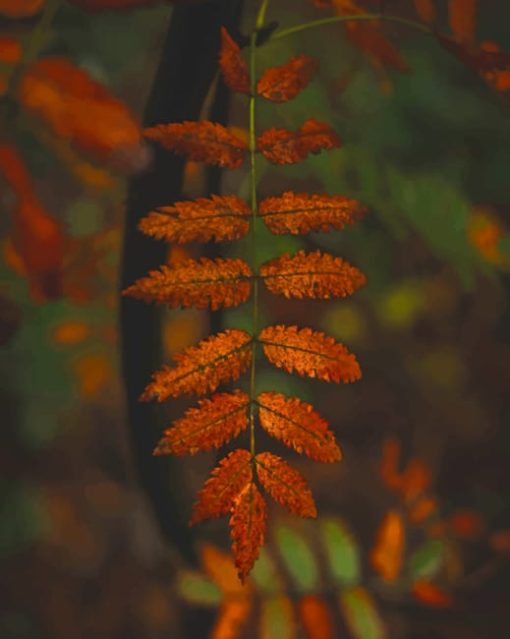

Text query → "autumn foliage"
[125,14,367,580]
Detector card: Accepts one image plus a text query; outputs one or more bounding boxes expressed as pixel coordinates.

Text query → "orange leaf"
[400,458,431,503]
[259,325,361,383]
[213,599,252,639]
[19,58,143,169]
[219,27,250,94]
[145,121,247,168]
[413,0,436,24]
[154,390,250,456]
[139,195,251,244]
[332,0,408,72]
[256,452,317,517]
[0,36,22,95]
[190,449,252,525]
[230,481,267,582]
[200,543,251,595]
[0,144,65,301]
[448,510,484,539]
[0,0,44,17]
[370,510,405,582]
[123,257,252,310]
[412,581,453,608]
[257,119,341,165]
[142,329,252,401]
[298,595,334,639]
[448,0,477,45]
[259,191,366,236]
[489,529,510,553]
[257,55,318,102]
[439,37,510,95]
[408,495,438,525]
[380,438,403,492]
[52,320,91,346]
[257,392,341,462]
[260,250,366,300]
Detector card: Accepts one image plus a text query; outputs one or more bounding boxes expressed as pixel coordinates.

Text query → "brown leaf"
[257,119,341,165]
[139,195,250,244]
[260,250,366,300]
[259,191,366,235]
[219,27,250,94]
[448,0,476,45]
[256,452,317,517]
[230,481,267,582]
[190,449,252,525]
[259,325,361,383]
[142,329,252,400]
[123,257,252,310]
[257,392,341,462]
[145,121,247,168]
[257,55,318,102]
[154,390,250,456]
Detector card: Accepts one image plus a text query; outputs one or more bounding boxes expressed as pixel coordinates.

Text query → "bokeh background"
[2,1,510,637]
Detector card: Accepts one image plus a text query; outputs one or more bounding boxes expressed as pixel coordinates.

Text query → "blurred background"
[1,1,510,637]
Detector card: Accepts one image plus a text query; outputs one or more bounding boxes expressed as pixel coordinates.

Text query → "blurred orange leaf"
[0,36,21,95]
[439,37,510,96]
[298,595,334,639]
[413,0,436,25]
[19,57,144,170]
[448,510,484,539]
[370,510,405,582]
[0,0,44,17]
[412,581,453,608]
[332,0,408,72]
[200,543,251,596]
[448,0,477,45]
[0,144,65,301]
[73,352,113,398]
[52,320,91,345]
[489,529,510,553]
[408,495,438,525]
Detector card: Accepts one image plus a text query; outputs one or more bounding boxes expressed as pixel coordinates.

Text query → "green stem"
[272,13,433,41]
[248,0,268,458]
[5,0,63,100]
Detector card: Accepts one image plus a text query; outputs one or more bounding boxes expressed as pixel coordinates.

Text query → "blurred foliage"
[1,0,510,637]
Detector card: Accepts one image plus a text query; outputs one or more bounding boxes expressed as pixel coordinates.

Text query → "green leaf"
[408,539,446,580]
[175,570,221,607]
[320,517,360,587]
[259,596,296,639]
[250,547,285,595]
[339,587,386,639]
[275,523,319,592]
